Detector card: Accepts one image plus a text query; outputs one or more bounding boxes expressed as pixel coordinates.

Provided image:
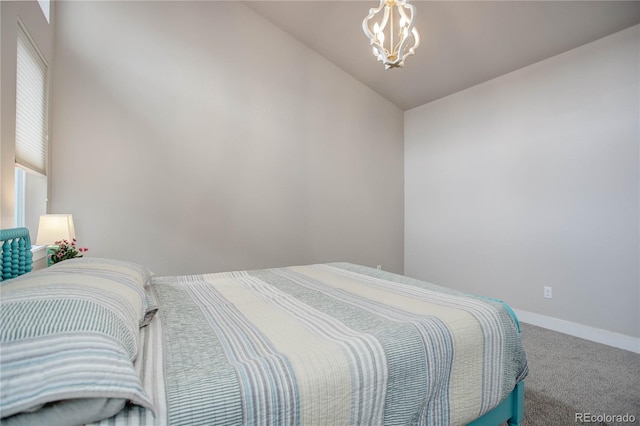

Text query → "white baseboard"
[513,309,640,354]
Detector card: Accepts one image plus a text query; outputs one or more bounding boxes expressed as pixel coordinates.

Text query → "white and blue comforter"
[102,262,528,426]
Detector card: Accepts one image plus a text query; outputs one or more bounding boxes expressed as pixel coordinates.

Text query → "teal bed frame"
[468,381,525,426]
[0,226,525,425]
[0,227,33,281]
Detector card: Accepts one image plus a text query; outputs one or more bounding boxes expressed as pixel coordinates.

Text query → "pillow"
[47,257,153,286]
[1,398,127,426]
[0,259,156,423]
[45,257,157,327]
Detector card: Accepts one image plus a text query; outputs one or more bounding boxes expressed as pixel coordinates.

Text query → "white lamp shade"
[36,214,76,245]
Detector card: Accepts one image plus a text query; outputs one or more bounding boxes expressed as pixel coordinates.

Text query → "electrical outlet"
[544,286,553,299]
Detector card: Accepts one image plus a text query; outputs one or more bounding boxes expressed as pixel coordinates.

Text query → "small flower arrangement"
[50,238,88,264]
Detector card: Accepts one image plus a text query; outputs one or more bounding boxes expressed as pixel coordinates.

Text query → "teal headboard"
[0,227,33,281]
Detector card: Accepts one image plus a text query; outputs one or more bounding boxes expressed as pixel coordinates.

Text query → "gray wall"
[50,1,404,276]
[405,25,639,338]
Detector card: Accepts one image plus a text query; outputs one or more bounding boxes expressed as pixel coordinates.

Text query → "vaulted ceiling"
[245,1,640,110]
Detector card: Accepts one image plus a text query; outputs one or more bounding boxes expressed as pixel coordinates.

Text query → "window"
[14,23,48,236]
[16,24,48,176]
[37,0,51,24]
[14,168,26,227]
[14,168,46,232]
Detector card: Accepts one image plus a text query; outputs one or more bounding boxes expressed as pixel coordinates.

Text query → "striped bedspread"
[102,262,528,426]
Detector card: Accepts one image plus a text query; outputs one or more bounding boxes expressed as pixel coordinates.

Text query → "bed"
[0,228,528,426]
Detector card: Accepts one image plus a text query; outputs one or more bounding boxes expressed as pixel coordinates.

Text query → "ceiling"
[244,1,640,111]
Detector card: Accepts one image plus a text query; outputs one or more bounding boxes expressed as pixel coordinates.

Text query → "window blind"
[15,24,48,176]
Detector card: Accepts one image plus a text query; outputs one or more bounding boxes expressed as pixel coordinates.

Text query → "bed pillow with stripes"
[0,262,154,424]
[47,257,157,327]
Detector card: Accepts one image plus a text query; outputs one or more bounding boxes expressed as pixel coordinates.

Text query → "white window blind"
[15,24,48,176]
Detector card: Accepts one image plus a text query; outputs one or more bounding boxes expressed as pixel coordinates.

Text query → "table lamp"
[36,214,76,266]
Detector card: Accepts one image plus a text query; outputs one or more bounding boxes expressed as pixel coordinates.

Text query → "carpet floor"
[516,323,639,426]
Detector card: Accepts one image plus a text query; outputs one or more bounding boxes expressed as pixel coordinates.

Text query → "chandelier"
[362,0,420,69]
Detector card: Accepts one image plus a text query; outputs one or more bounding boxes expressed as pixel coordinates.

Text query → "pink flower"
[49,238,89,264]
